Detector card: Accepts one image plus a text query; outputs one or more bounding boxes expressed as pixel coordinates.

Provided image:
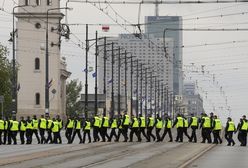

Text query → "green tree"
[66,79,83,117]
[0,44,12,117]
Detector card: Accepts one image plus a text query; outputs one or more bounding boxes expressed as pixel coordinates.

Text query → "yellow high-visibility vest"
[67,119,74,128]
[241,120,248,131]
[94,116,100,127]
[148,117,154,127]
[0,120,4,130]
[4,121,8,130]
[156,119,163,129]
[203,117,211,128]
[140,116,146,127]
[103,117,109,127]
[176,117,184,128]
[167,119,172,129]
[191,117,198,127]
[85,121,91,130]
[132,118,139,128]
[40,118,47,129]
[47,119,53,129]
[26,121,33,129]
[111,119,117,128]
[20,121,26,131]
[123,115,130,126]
[32,119,38,130]
[227,121,235,131]
[52,121,59,132]
[184,119,189,128]
[76,120,81,129]
[10,121,19,131]
[213,119,222,130]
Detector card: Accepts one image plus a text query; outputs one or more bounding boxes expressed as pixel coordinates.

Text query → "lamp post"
[11,5,27,117]
[45,7,71,115]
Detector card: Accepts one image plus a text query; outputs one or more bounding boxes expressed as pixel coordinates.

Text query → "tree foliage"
[66,79,83,117]
[0,44,12,117]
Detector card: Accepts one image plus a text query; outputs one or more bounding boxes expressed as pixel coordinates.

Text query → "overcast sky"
[1,0,248,122]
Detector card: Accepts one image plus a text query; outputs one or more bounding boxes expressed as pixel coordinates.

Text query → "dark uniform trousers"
[161,128,173,142]
[57,130,62,144]
[129,128,141,142]
[65,128,73,143]
[3,130,7,144]
[201,128,212,143]
[122,126,129,141]
[71,129,83,143]
[39,128,46,144]
[183,127,191,140]
[7,130,12,144]
[11,131,18,145]
[93,126,100,142]
[82,130,91,143]
[100,127,110,142]
[33,129,40,144]
[225,131,235,145]
[26,129,33,144]
[147,127,156,141]
[238,130,247,146]
[109,128,117,141]
[20,131,25,144]
[46,129,53,143]
[117,128,125,141]
[53,132,59,144]
[213,130,222,144]
[175,127,183,142]
[0,130,3,144]
[156,128,161,141]
[190,126,198,142]
[139,127,148,141]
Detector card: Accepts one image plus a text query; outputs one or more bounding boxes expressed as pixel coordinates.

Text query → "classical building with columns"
[16,0,70,119]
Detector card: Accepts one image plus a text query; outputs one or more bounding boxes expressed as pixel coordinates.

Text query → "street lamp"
[45,7,72,115]
[11,5,29,117]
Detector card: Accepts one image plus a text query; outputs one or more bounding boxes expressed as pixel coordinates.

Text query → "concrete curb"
[178,144,216,168]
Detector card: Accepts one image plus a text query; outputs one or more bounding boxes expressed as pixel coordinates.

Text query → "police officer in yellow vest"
[161,115,173,142]
[147,114,156,142]
[65,116,74,144]
[189,113,199,143]
[0,117,4,145]
[212,115,222,144]
[56,115,63,144]
[38,115,47,144]
[26,116,33,144]
[100,116,110,142]
[155,114,163,142]
[93,114,100,142]
[71,116,83,144]
[46,116,53,144]
[139,114,149,142]
[51,118,59,144]
[32,115,40,144]
[122,111,129,142]
[225,117,236,146]
[9,116,19,145]
[237,115,248,146]
[7,117,13,145]
[3,117,8,145]
[200,113,212,143]
[173,114,184,142]
[183,115,191,141]
[19,116,26,144]
[116,114,125,142]
[82,118,91,143]
[129,115,141,142]
[108,115,118,142]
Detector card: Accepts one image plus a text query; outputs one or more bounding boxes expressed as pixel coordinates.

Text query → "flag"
[48,79,53,88]
[108,79,113,84]
[17,83,20,91]
[92,72,97,78]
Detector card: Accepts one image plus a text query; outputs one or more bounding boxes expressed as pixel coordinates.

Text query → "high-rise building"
[145,16,183,95]
[16,0,70,119]
[183,82,204,116]
[98,34,174,114]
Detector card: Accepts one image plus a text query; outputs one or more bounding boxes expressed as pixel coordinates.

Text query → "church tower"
[16,0,70,119]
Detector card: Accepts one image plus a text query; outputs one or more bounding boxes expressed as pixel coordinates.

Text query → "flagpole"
[140,63,143,116]
[85,24,89,118]
[103,37,107,116]
[136,60,139,117]
[130,56,133,117]
[124,51,127,112]
[118,47,121,117]
[111,43,115,118]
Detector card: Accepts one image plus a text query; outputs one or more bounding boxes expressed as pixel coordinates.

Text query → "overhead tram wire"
[69,0,248,5]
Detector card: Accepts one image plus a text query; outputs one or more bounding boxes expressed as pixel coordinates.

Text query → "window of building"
[25,0,29,5]
[35,93,40,105]
[35,58,40,70]
[47,0,52,5]
[36,0,41,5]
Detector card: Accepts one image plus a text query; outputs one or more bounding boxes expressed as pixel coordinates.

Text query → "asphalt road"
[187,144,248,168]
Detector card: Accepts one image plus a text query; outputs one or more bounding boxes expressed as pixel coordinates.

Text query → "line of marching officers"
[1,112,248,146]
